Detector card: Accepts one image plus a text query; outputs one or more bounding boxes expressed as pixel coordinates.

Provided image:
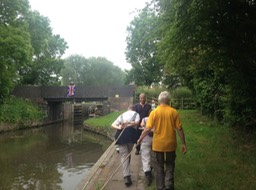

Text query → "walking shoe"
[124,176,132,187]
[145,175,152,186]
[135,144,140,155]
[145,171,153,186]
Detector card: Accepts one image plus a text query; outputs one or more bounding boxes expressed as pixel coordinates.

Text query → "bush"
[171,87,193,99]
[135,86,167,102]
[171,87,195,109]
[0,96,45,124]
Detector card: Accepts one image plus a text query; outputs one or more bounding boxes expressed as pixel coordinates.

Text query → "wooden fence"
[170,98,196,110]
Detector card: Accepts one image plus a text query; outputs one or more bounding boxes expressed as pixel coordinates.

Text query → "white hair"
[158,91,170,104]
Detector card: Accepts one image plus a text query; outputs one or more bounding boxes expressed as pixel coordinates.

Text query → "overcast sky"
[28,0,149,70]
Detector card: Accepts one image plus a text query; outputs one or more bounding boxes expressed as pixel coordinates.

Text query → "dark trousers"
[136,129,142,151]
[151,151,176,190]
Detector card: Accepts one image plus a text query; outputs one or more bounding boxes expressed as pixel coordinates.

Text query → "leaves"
[0,0,68,98]
[21,11,68,85]
[125,4,163,86]
[0,23,32,98]
[155,0,256,125]
[61,55,125,86]
[126,0,256,126]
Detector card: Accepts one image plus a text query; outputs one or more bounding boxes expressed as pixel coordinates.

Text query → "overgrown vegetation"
[0,97,45,125]
[126,0,256,128]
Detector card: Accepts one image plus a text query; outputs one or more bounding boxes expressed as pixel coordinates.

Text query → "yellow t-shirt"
[146,104,182,152]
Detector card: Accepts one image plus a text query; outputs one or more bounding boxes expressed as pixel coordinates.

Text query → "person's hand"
[129,121,135,125]
[119,124,125,129]
[137,138,142,145]
[181,144,187,154]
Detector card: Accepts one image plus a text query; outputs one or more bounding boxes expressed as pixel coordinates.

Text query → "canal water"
[0,121,112,190]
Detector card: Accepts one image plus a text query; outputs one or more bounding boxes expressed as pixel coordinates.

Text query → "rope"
[80,126,127,190]
[100,144,136,190]
[98,114,139,189]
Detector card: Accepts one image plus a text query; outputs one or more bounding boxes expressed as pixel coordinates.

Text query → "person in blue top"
[133,93,152,155]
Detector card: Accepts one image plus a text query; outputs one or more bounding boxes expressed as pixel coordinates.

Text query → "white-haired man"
[137,91,187,190]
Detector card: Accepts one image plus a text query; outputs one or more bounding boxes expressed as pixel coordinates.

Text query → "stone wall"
[63,103,73,120]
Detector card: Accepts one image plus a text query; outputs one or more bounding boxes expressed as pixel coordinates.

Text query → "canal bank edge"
[0,119,63,133]
[83,124,115,141]
[75,140,117,190]
[78,124,115,190]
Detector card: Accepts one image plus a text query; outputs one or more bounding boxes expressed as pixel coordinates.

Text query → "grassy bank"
[84,110,124,138]
[0,97,46,127]
[148,110,256,190]
[173,110,256,190]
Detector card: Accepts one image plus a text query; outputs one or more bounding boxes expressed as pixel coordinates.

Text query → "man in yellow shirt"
[137,91,187,190]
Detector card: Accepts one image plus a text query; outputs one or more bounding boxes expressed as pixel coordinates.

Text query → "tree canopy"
[0,0,67,99]
[126,0,256,127]
[61,55,126,86]
[21,11,67,85]
[125,4,163,86]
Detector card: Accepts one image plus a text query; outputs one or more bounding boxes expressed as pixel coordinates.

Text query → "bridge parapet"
[12,85,135,111]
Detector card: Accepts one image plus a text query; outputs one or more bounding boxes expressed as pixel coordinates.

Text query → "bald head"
[139,93,146,105]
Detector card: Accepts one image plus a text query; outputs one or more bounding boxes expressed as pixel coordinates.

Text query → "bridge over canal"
[12,85,136,121]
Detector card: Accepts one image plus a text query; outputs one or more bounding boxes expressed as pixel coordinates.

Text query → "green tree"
[155,0,256,125]
[0,0,67,100]
[88,57,125,86]
[125,4,163,86]
[61,55,91,85]
[21,11,68,85]
[0,0,30,25]
[0,0,32,99]
[61,55,125,86]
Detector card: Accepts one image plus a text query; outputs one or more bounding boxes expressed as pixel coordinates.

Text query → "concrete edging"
[75,141,116,190]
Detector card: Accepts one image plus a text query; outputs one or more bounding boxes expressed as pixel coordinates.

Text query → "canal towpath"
[75,141,145,190]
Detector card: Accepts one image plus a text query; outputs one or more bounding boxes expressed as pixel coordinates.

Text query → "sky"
[28,0,150,70]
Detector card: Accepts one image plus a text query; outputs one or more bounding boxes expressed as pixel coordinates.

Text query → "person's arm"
[128,112,140,128]
[112,116,138,130]
[140,118,146,128]
[137,127,151,144]
[111,115,125,130]
[127,120,139,128]
[111,123,124,130]
[177,128,187,154]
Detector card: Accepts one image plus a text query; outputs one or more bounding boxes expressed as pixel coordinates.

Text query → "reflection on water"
[0,121,111,190]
